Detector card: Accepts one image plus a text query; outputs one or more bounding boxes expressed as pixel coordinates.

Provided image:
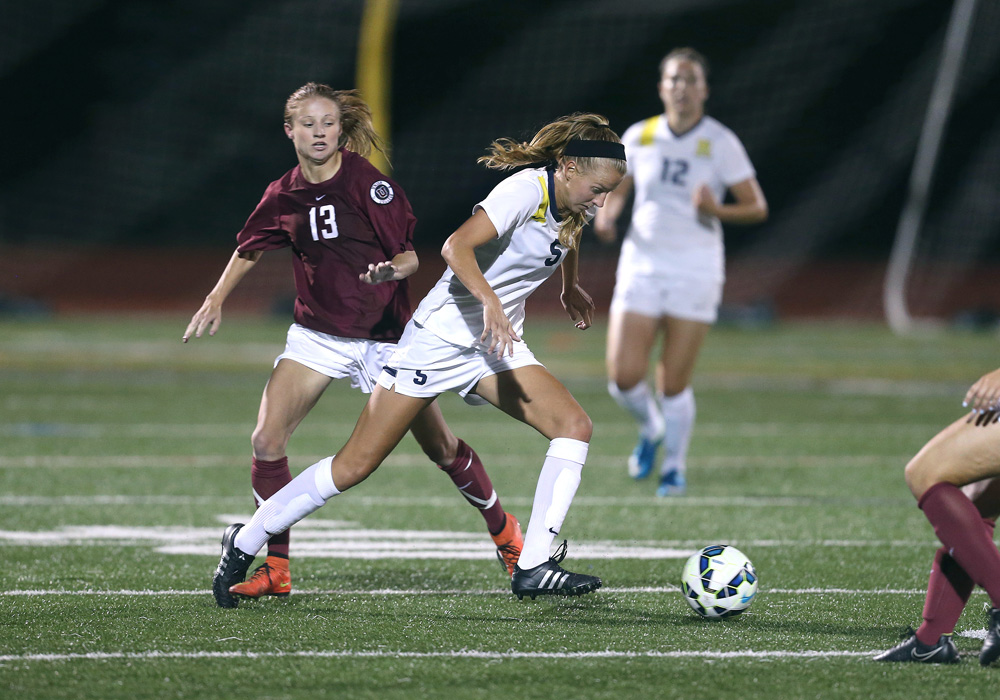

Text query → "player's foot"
[628,436,661,479]
[492,514,523,577]
[873,628,959,663]
[511,541,601,600]
[656,468,686,497]
[229,556,292,599]
[980,608,1000,665]
[212,523,254,609]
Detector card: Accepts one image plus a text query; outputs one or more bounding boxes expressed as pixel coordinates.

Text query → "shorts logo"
[370,180,394,205]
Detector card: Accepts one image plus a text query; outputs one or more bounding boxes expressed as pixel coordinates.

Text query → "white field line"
[0,649,900,663]
[0,585,943,597]
[0,421,944,439]
[0,454,903,469]
[0,494,912,508]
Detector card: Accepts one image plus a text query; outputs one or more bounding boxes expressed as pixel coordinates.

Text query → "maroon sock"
[439,440,506,535]
[916,546,974,645]
[251,456,292,558]
[919,483,1000,607]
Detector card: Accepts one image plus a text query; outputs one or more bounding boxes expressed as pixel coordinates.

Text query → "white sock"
[234,457,341,556]
[517,438,587,570]
[608,381,665,440]
[658,387,695,476]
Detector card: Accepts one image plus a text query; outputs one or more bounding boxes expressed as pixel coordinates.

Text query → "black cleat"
[510,541,601,601]
[873,627,959,664]
[980,608,1000,666]
[212,523,254,609]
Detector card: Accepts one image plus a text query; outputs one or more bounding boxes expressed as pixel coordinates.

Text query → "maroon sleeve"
[360,172,417,258]
[236,180,290,252]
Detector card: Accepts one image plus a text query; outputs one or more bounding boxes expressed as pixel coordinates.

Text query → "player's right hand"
[481,299,519,358]
[182,299,222,343]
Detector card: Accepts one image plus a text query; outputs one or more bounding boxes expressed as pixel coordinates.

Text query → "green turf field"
[3,315,1000,698]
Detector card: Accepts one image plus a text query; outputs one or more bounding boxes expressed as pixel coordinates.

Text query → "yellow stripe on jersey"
[639,116,660,146]
[531,175,549,222]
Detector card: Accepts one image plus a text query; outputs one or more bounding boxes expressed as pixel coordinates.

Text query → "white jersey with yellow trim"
[620,114,755,282]
[411,166,571,349]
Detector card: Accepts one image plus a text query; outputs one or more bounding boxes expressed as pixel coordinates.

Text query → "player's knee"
[251,427,289,461]
[607,371,643,393]
[659,378,688,398]
[555,409,592,443]
[330,455,379,491]
[904,453,937,499]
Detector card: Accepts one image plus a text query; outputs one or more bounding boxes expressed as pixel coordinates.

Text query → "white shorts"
[377,322,542,405]
[274,324,395,394]
[610,273,722,324]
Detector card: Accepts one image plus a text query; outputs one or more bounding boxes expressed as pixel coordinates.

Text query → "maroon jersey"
[237,149,415,341]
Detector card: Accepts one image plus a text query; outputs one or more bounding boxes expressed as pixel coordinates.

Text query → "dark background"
[2,0,999,318]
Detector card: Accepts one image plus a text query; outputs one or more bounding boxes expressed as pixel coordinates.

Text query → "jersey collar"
[546,167,562,222]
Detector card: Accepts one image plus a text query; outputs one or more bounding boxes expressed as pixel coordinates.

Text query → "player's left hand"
[693,184,719,217]
[561,284,595,330]
[964,367,1000,415]
[359,261,398,285]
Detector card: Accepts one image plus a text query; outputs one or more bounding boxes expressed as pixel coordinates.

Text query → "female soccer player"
[212,113,626,606]
[875,367,1000,665]
[593,47,768,497]
[185,83,522,603]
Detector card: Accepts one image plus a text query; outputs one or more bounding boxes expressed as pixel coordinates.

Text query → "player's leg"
[214,385,432,608]
[230,359,333,599]
[407,401,522,575]
[606,309,664,479]
[473,366,600,599]
[874,478,1000,663]
[653,315,710,496]
[902,414,1000,664]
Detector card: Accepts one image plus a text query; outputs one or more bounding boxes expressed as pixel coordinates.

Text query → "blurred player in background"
[184,83,522,604]
[212,113,626,605]
[875,367,1000,666]
[594,47,767,497]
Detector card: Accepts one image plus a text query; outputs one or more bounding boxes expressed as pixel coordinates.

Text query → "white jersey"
[411,167,570,349]
[620,114,755,282]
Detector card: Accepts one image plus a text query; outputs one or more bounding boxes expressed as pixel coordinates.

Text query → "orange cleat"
[492,514,523,577]
[228,556,291,599]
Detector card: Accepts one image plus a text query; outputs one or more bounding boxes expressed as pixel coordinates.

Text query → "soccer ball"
[680,544,758,619]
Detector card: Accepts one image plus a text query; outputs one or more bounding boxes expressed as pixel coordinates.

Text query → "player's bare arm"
[694,177,768,224]
[358,250,418,285]
[559,247,595,330]
[183,249,263,342]
[441,209,519,358]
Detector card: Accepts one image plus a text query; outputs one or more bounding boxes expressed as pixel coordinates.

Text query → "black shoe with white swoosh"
[510,541,602,601]
[873,627,959,664]
[980,608,1000,665]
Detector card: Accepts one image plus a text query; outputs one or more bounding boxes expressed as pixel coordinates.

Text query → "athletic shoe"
[873,628,959,663]
[980,608,1000,665]
[212,523,254,609]
[492,514,524,577]
[628,436,661,479]
[510,541,602,600]
[229,556,292,599]
[656,468,686,497]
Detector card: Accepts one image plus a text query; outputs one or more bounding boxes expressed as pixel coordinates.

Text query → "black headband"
[562,139,626,161]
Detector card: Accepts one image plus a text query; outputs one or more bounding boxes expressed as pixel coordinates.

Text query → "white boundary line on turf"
[0,649,884,663]
[0,454,903,469]
[1,586,942,597]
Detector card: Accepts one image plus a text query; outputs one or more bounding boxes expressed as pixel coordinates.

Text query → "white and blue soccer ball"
[680,544,758,619]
